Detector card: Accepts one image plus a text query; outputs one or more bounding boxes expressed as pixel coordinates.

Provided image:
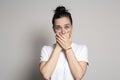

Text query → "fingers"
[56,33,72,50]
[59,33,66,39]
[56,33,69,39]
[56,33,65,41]
[56,37,64,48]
[56,33,71,42]
[56,35,64,44]
[56,32,72,43]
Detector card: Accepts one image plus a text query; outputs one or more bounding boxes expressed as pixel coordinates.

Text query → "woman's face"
[53,17,72,37]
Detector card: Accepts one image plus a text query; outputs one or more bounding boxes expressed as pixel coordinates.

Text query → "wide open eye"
[55,26,60,30]
[65,26,70,30]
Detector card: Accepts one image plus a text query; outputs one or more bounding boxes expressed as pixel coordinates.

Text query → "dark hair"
[52,6,72,26]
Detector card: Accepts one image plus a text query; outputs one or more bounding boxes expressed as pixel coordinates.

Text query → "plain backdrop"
[0,0,120,80]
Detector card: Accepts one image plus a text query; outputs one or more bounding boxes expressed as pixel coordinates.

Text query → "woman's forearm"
[40,48,61,79]
[65,49,86,80]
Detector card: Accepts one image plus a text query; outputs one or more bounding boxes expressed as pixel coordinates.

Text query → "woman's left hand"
[56,33,72,50]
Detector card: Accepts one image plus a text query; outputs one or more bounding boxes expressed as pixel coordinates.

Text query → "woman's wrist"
[55,44,62,52]
[65,47,72,52]
[54,47,62,54]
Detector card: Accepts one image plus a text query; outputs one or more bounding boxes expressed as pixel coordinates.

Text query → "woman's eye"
[55,27,61,30]
[65,26,69,29]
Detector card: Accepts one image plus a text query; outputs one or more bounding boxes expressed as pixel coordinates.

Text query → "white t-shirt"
[40,43,88,80]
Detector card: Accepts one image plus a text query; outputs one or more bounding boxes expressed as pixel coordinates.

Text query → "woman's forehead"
[54,17,71,25]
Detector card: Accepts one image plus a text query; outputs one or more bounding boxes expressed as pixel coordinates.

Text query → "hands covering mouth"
[56,32,72,51]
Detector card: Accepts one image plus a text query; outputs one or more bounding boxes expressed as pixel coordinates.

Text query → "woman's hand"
[56,33,72,50]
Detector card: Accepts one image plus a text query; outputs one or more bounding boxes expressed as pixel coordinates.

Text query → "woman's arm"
[65,49,88,80]
[39,44,61,80]
[56,33,88,80]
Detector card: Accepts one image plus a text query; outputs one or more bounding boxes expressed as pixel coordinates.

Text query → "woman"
[39,6,88,80]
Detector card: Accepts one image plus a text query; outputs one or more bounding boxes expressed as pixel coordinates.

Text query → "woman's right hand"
[55,33,62,52]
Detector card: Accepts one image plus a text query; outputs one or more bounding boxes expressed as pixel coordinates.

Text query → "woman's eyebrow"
[54,24,70,27]
[54,25,60,27]
[64,24,70,26]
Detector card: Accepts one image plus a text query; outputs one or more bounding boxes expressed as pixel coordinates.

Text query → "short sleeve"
[77,45,89,63]
[40,46,49,62]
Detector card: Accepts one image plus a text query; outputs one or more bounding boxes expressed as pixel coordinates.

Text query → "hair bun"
[55,6,68,13]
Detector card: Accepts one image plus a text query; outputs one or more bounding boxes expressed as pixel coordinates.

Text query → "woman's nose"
[61,28,66,34]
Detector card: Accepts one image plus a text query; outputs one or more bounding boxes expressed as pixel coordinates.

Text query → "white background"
[0,0,120,80]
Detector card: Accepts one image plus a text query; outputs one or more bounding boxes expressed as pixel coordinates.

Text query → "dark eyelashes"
[55,27,61,29]
[55,26,70,30]
[65,26,69,28]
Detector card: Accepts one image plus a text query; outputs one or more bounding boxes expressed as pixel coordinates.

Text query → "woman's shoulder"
[72,42,88,52]
[72,42,87,48]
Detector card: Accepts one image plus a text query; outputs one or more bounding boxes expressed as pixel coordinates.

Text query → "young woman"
[39,6,88,80]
